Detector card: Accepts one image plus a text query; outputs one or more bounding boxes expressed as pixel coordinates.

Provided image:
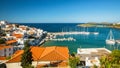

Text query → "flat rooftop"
[77,48,111,61]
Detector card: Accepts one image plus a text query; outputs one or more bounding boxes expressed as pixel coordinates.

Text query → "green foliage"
[21,40,33,68]
[0,38,5,44]
[93,64,98,68]
[100,50,120,68]
[0,63,7,68]
[111,50,120,63]
[69,56,80,68]
[6,56,11,60]
[0,28,6,36]
[71,52,76,57]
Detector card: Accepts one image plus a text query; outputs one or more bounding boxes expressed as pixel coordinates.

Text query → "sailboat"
[106,30,115,45]
[93,27,99,35]
[84,27,90,35]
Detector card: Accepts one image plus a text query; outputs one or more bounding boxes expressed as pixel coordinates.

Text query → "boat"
[93,27,99,35]
[93,32,99,35]
[82,27,90,35]
[106,30,115,45]
[116,40,120,44]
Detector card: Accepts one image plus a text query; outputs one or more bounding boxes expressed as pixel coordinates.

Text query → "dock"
[49,37,76,41]
[49,31,99,36]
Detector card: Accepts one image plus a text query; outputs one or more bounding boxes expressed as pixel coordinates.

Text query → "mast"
[107,30,114,40]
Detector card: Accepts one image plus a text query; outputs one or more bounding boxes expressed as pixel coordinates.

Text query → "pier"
[49,31,99,36]
[49,37,76,41]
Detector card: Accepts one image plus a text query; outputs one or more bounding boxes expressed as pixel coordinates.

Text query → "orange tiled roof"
[39,46,69,61]
[0,56,6,60]
[7,46,69,63]
[6,40,17,44]
[31,47,45,61]
[7,50,24,63]
[12,33,23,38]
[0,45,13,50]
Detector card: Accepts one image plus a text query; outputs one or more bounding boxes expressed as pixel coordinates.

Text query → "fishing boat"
[106,30,115,45]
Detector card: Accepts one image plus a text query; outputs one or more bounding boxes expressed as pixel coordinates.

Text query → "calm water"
[18,23,120,53]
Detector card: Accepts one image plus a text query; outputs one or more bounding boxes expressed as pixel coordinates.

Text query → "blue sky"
[0,0,120,23]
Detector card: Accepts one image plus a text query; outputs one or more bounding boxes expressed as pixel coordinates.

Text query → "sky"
[0,0,120,23]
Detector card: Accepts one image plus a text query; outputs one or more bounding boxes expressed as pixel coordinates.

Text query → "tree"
[100,55,112,68]
[0,28,6,36]
[69,52,80,68]
[0,38,5,44]
[0,63,7,68]
[111,50,120,64]
[21,40,33,68]
[100,50,120,68]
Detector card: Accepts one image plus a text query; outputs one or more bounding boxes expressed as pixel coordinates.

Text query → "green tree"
[21,41,33,68]
[111,50,120,64]
[69,53,80,68]
[0,28,6,36]
[100,50,120,68]
[0,38,5,44]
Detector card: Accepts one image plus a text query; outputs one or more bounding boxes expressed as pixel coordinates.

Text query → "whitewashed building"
[0,45,13,57]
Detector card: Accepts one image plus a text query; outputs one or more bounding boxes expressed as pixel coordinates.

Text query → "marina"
[50,31,99,36]
[1,0,120,67]
[18,23,120,53]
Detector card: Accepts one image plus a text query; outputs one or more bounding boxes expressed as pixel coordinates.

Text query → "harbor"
[50,31,99,36]
[15,23,120,53]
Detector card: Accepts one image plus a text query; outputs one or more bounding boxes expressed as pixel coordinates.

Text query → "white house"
[0,21,7,28]
[0,45,13,57]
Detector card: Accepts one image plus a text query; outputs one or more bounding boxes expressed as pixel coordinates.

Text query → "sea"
[18,23,120,53]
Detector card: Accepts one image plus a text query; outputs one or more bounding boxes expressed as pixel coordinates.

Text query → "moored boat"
[106,30,115,45]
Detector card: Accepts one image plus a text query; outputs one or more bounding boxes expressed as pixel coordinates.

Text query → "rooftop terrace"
[77,48,111,61]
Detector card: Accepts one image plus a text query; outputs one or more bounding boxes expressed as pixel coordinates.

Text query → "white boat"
[83,27,90,35]
[93,27,99,35]
[116,40,120,44]
[93,32,99,35]
[106,30,115,45]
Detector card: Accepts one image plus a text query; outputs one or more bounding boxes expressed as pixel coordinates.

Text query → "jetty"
[49,37,76,41]
[50,31,99,36]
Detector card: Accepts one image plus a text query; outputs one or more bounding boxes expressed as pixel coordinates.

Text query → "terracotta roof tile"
[0,45,13,50]
[6,40,17,44]
[31,47,45,60]
[0,56,6,60]
[6,46,69,63]
[7,50,24,63]
[12,33,23,38]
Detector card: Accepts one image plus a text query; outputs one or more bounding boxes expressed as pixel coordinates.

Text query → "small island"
[77,22,120,28]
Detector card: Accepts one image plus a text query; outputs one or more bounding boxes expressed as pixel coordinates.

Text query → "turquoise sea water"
[18,23,120,53]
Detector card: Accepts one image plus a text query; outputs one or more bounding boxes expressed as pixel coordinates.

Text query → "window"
[9,53,11,56]
[4,49,6,52]
[9,48,11,51]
